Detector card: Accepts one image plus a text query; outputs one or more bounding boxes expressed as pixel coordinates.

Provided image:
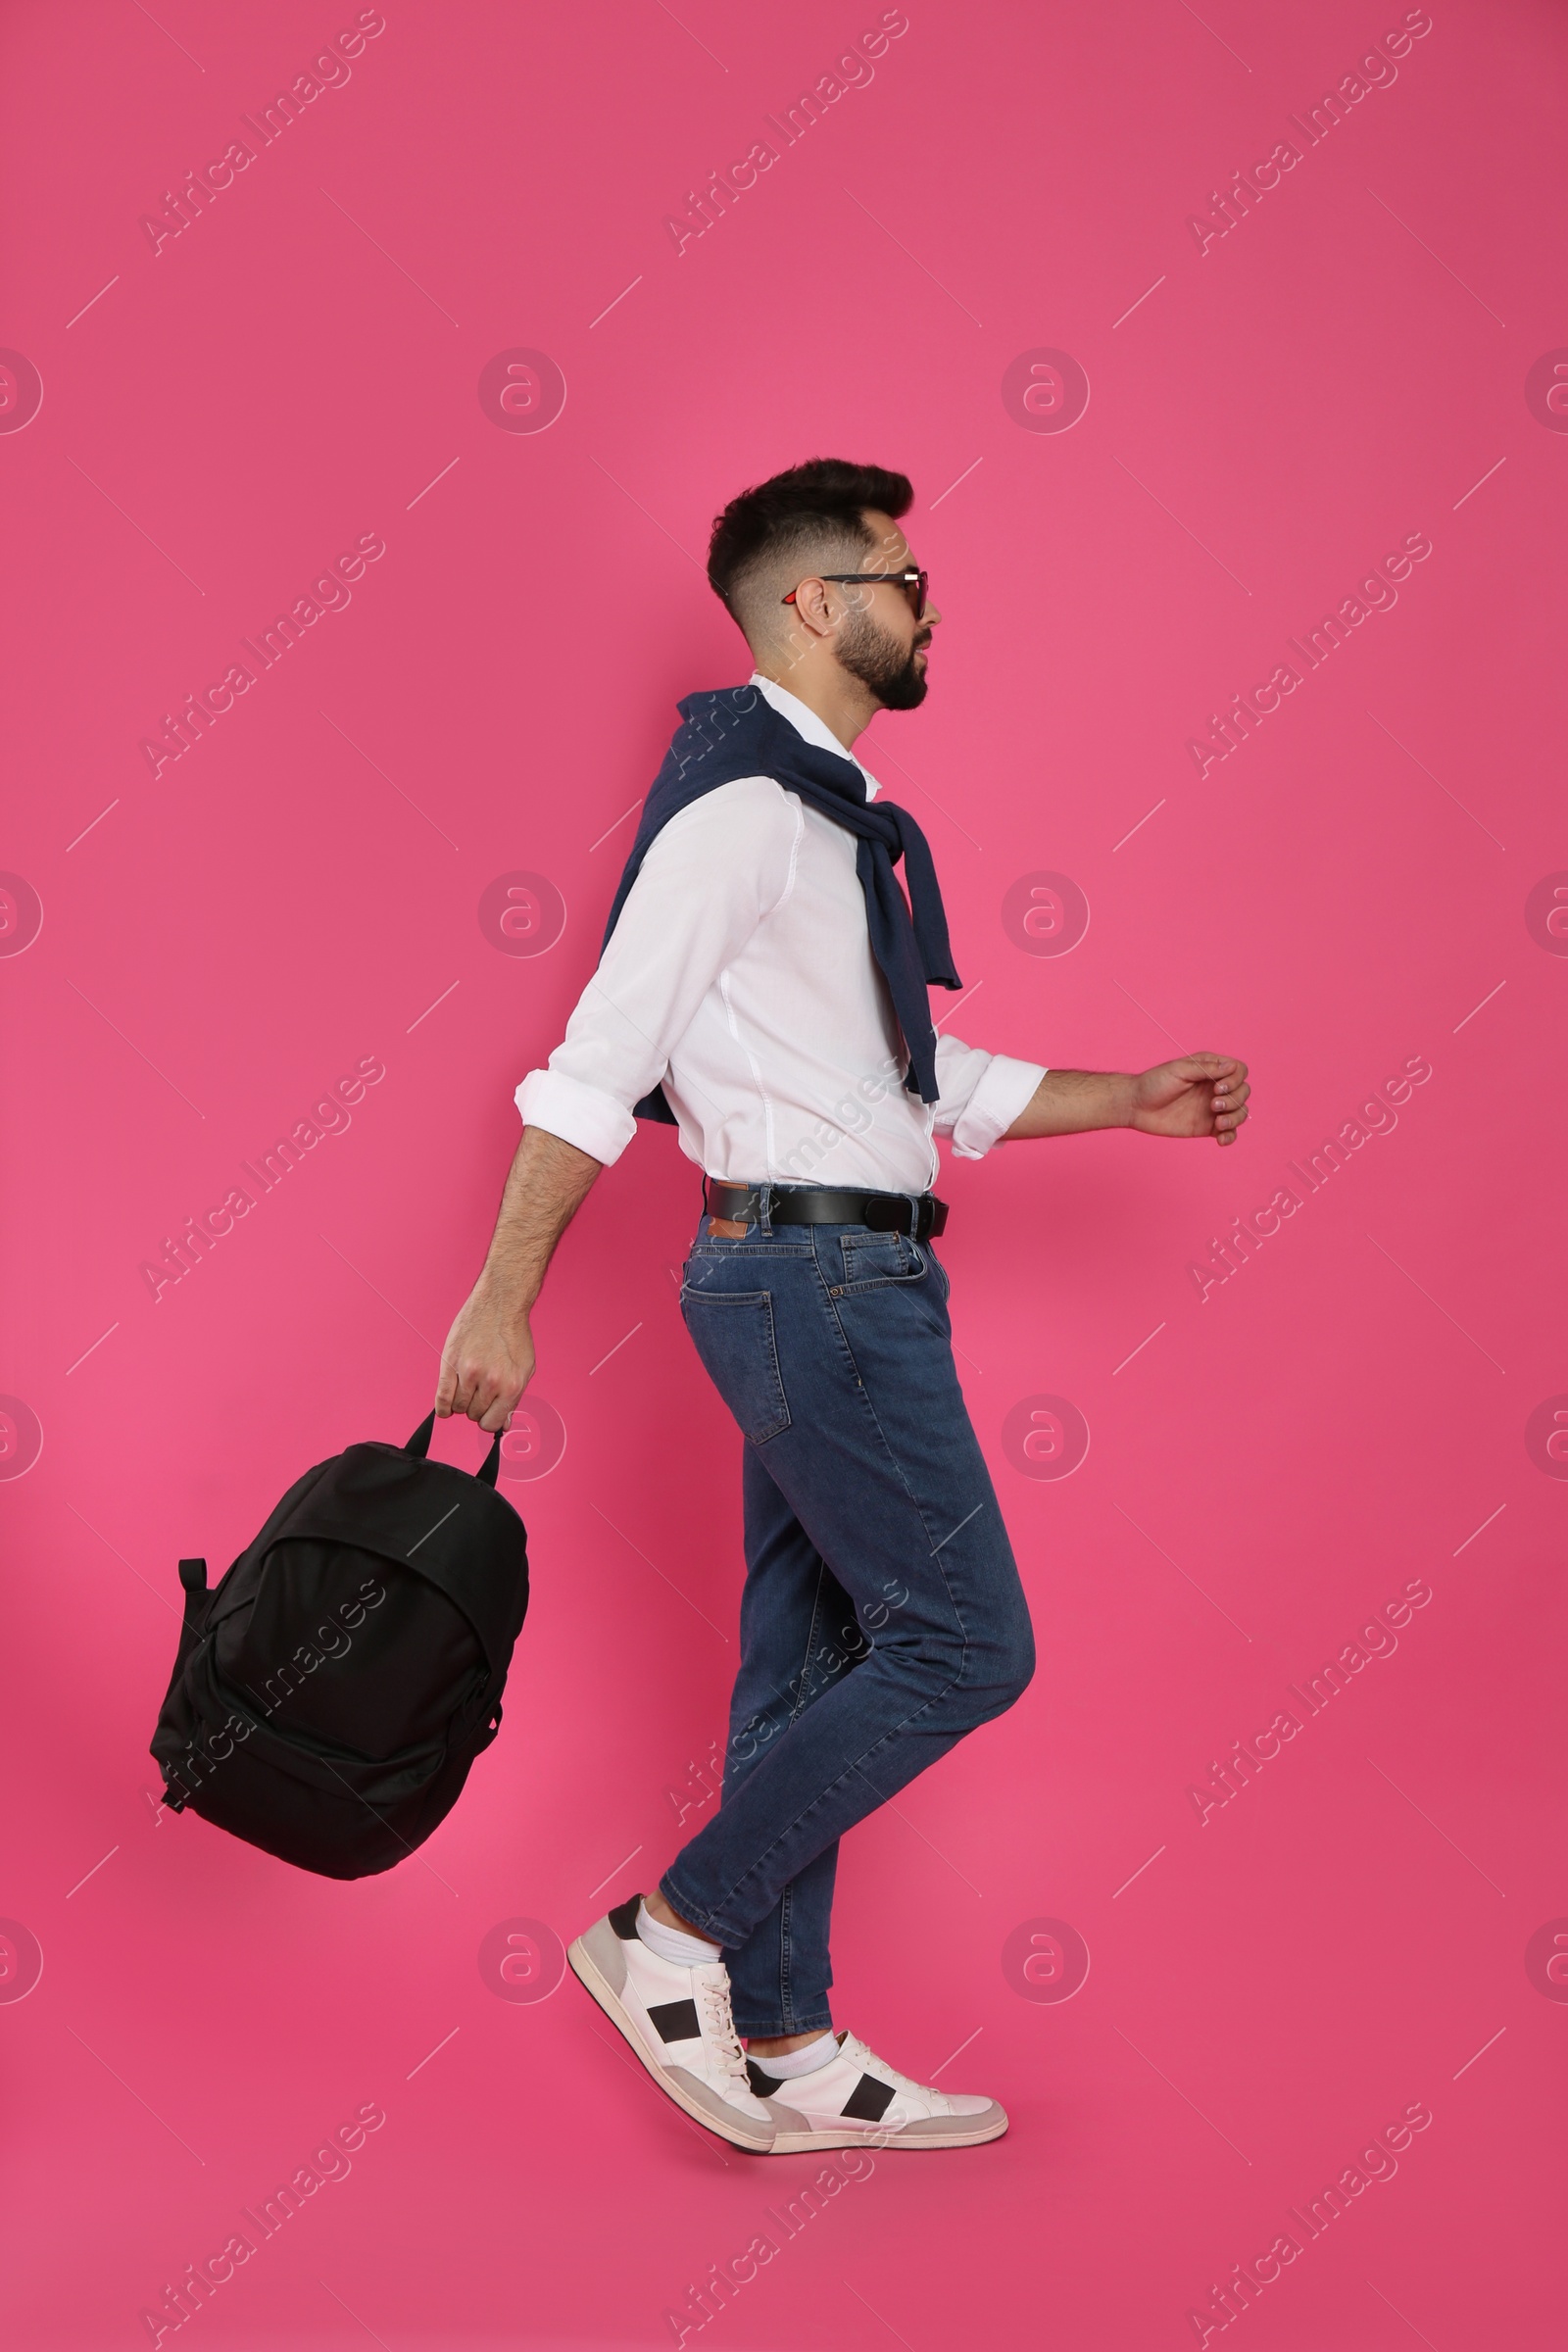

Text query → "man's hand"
[436,1279,536,1434]
[433,1123,602,1433]
[1129,1054,1250,1146]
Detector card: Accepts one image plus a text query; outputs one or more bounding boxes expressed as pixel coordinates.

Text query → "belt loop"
[757,1182,773,1236]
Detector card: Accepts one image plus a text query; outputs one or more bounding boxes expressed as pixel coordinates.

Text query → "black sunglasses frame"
[782,569,929,622]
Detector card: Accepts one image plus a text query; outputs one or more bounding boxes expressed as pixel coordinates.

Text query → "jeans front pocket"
[680,1287,791,1444]
[836,1231,927,1294]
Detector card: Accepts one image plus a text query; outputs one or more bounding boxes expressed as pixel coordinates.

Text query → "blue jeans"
[662,1196,1036,2037]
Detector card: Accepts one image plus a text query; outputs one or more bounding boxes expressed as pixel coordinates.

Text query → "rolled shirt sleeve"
[514,1065,638,1167]
[932,1034,1047,1159]
[514,779,799,1165]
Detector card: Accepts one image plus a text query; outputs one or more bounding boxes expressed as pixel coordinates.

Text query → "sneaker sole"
[768,2112,1008,2154]
[565,1932,778,2154]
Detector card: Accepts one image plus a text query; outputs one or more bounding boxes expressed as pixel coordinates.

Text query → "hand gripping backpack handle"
[404,1411,504,1488]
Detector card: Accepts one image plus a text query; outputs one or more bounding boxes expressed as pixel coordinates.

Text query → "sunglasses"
[783,568,930,623]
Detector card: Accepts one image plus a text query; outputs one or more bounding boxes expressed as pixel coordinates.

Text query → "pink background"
[2,0,1564,2343]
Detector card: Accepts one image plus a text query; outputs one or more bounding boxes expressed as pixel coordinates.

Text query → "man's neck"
[753,660,876,754]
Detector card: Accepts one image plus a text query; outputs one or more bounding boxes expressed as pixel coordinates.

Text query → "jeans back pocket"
[679,1288,791,1445]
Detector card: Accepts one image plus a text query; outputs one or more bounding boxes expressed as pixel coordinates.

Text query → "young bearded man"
[436,458,1250,2155]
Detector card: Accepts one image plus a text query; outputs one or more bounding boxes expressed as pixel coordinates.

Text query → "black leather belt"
[703,1180,948,1242]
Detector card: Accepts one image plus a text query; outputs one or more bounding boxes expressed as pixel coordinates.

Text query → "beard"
[834,603,930,710]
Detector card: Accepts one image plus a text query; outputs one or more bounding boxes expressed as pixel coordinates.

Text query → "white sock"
[635,1897,722,1968]
[750,2030,839,2080]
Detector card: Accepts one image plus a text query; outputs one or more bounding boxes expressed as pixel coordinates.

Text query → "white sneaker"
[748,2030,1008,2152]
[567,1895,799,2152]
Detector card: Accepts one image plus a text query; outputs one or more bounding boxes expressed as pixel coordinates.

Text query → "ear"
[784,574,838,638]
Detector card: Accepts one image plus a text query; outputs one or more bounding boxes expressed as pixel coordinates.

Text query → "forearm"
[1004,1069,1136,1140]
[477,1125,602,1319]
[437,1125,603,1427]
[1001,1053,1250,1146]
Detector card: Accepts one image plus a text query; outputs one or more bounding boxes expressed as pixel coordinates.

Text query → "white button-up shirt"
[515,675,1046,1191]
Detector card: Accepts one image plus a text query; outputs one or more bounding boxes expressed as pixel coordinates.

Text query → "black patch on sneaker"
[608,1894,643,1940]
[647,1997,702,2044]
[840,2072,896,2123]
[745,2060,784,2096]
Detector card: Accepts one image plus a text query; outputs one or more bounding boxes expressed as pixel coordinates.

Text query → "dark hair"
[707,458,913,644]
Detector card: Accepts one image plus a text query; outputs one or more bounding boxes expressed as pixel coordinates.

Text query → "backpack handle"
[405,1412,504,1488]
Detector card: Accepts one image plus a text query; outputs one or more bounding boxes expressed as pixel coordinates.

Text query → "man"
[437,458,1249,2155]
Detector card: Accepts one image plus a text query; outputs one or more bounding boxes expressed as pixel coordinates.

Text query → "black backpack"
[150,1413,528,1879]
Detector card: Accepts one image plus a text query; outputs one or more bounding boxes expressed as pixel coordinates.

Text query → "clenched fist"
[1129,1054,1250,1146]
[436,1279,535,1434]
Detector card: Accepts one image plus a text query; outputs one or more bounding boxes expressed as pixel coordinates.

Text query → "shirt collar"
[748,672,881,801]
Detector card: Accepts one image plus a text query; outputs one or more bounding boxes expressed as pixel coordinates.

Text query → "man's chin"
[871,653,929,712]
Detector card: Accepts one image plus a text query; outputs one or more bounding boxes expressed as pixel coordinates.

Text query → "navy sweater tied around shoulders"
[601,684,960,1126]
